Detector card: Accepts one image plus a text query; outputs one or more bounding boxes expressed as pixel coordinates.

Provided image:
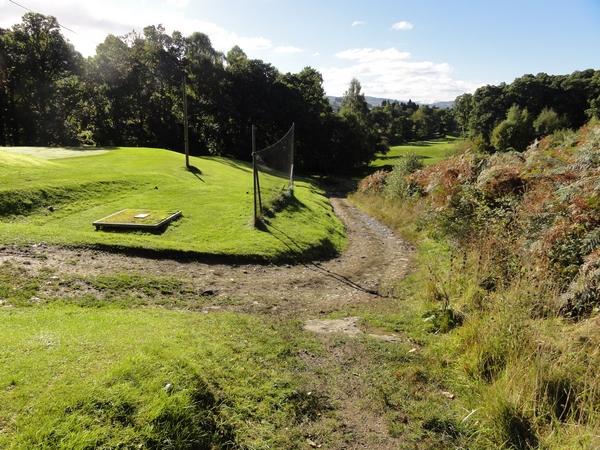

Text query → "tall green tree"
[1,13,82,145]
[184,32,225,155]
[277,67,334,172]
[453,93,473,139]
[336,78,388,171]
[491,105,535,152]
[340,77,369,123]
[469,83,510,147]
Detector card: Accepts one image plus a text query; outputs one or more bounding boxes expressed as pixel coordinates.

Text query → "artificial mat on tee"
[93,209,182,230]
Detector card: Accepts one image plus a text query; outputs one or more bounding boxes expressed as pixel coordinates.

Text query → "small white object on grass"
[134,213,150,219]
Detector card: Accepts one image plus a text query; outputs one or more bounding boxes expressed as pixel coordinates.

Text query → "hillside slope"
[0,147,345,261]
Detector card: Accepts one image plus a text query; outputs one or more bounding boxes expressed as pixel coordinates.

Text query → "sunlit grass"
[0,147,346,262]
[0,307,327,449]
[371,136,462,170]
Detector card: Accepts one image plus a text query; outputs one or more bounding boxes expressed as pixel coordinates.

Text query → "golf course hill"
[0,147,346,262]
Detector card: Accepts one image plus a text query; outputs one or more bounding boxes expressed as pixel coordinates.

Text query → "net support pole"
[183,75,190,169]
[252,125,259,226]
[290,123,295,190]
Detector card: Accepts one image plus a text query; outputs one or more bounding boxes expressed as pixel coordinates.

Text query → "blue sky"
[2,0,599,103]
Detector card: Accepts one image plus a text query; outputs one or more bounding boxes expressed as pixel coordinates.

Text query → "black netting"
[254,124,294,185]
[252,124,294,221]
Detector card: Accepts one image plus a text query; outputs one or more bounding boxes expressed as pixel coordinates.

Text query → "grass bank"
[0,147,346,262]
[349,123,600,449]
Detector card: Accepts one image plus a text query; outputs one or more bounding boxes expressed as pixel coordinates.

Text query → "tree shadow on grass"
[210,157,253,174]
[265,221,380,295]
[186,165,205,182]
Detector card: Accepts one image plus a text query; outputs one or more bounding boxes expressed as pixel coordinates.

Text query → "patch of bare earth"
[0,195,415,449]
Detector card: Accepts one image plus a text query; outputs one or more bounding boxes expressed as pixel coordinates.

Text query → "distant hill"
[328,96,453,111]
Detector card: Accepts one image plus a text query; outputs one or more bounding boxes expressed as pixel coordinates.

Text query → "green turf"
[0,147,346,262]
[0,306,324,449]
[371,136,461,170]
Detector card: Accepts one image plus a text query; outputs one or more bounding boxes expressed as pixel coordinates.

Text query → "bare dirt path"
[1,196,414,316]
[1,195,415,449]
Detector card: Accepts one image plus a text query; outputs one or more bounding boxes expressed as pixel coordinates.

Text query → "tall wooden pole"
[252,125,258,225]
[183,76,190,168]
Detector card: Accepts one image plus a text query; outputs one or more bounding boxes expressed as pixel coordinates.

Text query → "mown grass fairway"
[0,147,345,261]
[371,136,461,170]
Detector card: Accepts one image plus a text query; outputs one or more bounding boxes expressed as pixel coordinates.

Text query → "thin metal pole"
[252,125,258,225]
[290,122,295,189]
[183,76,190,168]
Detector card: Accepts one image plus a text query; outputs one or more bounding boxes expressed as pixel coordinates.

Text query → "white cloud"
[165,0,189,6]
[274,46,303,53]
[321,47,479,103]
[352,21,365,26]
[392,21,413,30]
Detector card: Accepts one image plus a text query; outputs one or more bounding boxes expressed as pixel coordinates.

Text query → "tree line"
[454,70,600,151]
[0,13,390,174]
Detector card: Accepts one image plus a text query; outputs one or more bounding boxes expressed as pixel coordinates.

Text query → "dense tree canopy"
[369,98,455,145]
[6,14,597,170]
[0,13,83,146]
[0,14,393,174]
[455,70,600,151]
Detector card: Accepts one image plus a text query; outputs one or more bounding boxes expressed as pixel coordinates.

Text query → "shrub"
[357,169,389,194]
[383,151,424,200]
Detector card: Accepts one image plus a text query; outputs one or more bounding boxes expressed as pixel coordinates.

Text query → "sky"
[1,0,600,104]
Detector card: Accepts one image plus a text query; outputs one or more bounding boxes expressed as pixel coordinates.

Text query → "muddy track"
[1,196,414,316]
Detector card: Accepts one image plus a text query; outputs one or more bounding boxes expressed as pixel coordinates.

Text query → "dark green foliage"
[1,14,386,174]
[491,106,535,152]
[456,70,600,146]
[421,416,462,439]
[371,98,456,146]
[533,107,569,137]
[422,307,463,334]
[0,13,84,146]
[539,372,581,423]
[493,401,538,450]
[548,231,586,287]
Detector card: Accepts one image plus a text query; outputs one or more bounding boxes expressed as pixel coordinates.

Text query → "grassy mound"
[0,147,346,262]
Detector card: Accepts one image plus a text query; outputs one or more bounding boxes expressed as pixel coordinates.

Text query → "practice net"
[252,123,294,224]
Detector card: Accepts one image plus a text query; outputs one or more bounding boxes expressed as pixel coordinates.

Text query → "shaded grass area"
[0,148,346,262]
